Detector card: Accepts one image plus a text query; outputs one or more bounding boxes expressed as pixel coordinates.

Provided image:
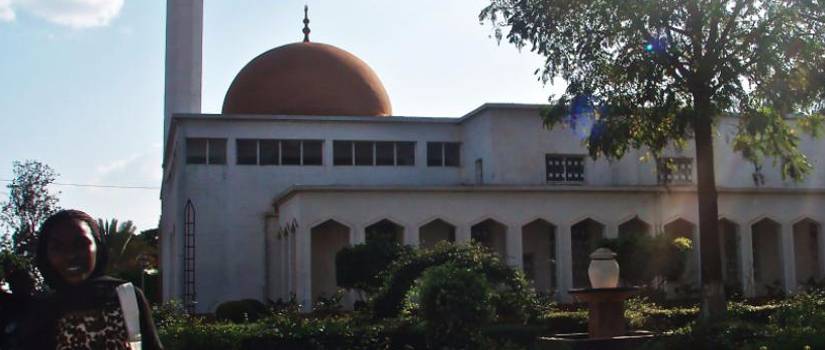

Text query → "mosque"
[160,1,825,313]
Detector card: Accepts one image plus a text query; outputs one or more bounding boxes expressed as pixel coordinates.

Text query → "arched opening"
[664,218,698,287]
[718,219,741,292]
[793,219,821,286]
[419,219,456,249]
[571,218,605,288]
[618,217,651,240]
[471,219,507,257]
[751,218,783,295]
[522,219,556,293]
[311,220,350,302]
[365,219,404,244]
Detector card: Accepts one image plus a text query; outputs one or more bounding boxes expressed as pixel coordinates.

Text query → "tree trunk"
[693,98,727,322]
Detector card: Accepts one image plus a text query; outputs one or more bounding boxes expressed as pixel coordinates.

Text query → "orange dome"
[222,42,392,116]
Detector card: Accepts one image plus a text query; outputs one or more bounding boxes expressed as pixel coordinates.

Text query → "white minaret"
[164,0,203,146]
[161,0,202,304]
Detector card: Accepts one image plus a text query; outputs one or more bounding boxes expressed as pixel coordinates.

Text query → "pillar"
[164,0,203,143]
[456,224,472,243]
[740,223,755,297]
[556,223,573,302]
[506,225,523,269]
[781,222,797,293]
[404,224,420,247]
[295,226,312,312]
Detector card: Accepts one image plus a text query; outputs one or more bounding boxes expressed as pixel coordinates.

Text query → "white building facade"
[160,2,825,313]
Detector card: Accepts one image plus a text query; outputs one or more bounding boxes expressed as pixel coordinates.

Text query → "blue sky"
[0,0,563,231]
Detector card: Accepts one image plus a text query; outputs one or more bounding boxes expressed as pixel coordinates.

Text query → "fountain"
[538,248,658,349]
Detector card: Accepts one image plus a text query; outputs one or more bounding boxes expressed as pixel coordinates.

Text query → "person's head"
[36,210,107,288]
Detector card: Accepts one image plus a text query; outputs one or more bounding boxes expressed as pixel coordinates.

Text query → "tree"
[481,0,825,321]
[98,218,156,277]
[1,161,60,256]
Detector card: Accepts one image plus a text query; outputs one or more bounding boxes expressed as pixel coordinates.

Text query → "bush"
[370,241,535,321]
[335,240,410,296]
[599,233,692,287]
[419,263,495,347]
[215,299,267,323]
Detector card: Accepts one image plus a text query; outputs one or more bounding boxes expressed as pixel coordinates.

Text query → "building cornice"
[272,184,825,207]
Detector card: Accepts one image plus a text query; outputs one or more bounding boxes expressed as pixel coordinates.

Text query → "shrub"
[215,299,267,323]
[370,241,535,321]
[335,240,410,296]
[419,263,495,347]
[598,233,692,287]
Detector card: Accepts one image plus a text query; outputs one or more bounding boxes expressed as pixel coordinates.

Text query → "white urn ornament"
[588,248,619,289]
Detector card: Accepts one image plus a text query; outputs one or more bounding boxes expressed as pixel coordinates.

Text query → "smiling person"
[30,210,163,350]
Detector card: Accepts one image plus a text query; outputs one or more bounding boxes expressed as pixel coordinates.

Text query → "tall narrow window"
[259,140,279,165]
[302,141,323,165]
[207,139,227,165]
[444,143,460,167]
[427,143,443,166]
[396,142,415,166]
[354,141,374,166]
[281,140,301,165]
[236,139,258,165]
[375,142,395,166]
[333,141,353,166]
[186,138,207,164]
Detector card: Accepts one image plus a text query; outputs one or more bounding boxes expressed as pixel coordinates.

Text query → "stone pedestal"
[568,287,639,339]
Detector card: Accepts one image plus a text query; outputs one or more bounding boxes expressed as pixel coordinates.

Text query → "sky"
[0,0,564,232]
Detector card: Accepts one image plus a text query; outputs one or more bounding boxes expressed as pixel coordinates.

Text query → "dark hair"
[35,210,109,289]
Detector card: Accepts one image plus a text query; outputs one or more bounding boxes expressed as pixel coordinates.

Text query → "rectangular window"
[427,142,460,167]
[302,140,323,165]
[375,142,395,166]
[354,141,374,166]
[444,142,460,167]
[333,141,353,166]
[207,138,227,165]
[427,142,442,167]
[657,157,693,184]
[545,154,584,183]
[281,140,301,165]
[396,142,415,166]
[186,138,207,164]
[259,140,279,165]
[236,139,258,165]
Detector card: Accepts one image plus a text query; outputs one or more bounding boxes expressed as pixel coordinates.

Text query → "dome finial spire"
[302,5,311,42]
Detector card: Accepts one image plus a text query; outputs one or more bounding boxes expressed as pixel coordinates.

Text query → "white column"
[555,224,573,302]
[295,226,312,312]
[350,224,364,245]
[164,0,203,143]
[506,225,523,269]
[605,222,619,239]
[740,224,755,297]
[456,224,472,243]
[781,222,797,293]
[404,224,420,247]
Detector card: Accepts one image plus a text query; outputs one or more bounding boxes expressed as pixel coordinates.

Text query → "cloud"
[0,0,14,22]
[2,0,124,28]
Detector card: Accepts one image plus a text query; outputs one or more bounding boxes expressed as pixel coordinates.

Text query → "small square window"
[236,139,258,165]
[354,141,374,166]
[376,142,395,166]
[260,140,279,165]
[208,139,227,165]
[281,140,301,165]
[333,141,353,166]
[302,141,323,165]
[396,142,415,166]
[186,138,207,164]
